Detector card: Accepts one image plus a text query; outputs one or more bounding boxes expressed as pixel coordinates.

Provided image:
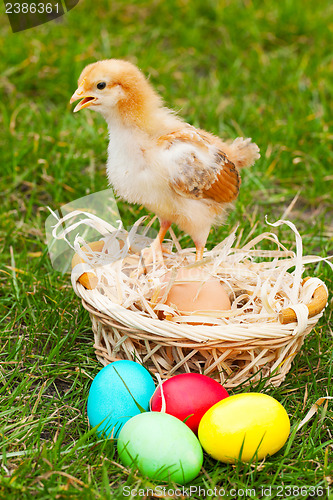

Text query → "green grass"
[1,0,332,498]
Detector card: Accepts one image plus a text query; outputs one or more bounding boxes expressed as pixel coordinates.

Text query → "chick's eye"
[97,82,106,90]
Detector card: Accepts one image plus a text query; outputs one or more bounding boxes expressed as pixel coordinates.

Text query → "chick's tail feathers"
[223,137,260,169]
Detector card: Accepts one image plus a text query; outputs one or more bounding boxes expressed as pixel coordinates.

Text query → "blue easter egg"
[87,360,155,438]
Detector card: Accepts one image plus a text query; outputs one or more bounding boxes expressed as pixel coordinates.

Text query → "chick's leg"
[148,220,172,259]
[139,220,171,273]
[195,244,205,261]
[193,231,209,261]
[155,220,172,249]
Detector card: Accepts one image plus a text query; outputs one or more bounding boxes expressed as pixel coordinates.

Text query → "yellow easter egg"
[198,393,290,463]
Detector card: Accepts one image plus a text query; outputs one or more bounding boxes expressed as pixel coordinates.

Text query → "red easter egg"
[150,373,229,434]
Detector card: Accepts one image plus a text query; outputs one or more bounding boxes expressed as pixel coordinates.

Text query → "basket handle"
[279,277,328,324]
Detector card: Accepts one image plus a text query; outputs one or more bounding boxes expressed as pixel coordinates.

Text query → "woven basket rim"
[77,283,324,344]
[82,297,316,347]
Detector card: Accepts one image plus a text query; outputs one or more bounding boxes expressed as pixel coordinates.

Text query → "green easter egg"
[117,411,203,484]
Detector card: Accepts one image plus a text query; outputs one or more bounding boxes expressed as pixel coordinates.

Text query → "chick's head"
[70,59,162,125]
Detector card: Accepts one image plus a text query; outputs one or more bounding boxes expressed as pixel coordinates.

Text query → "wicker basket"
[68,220,329,389]
[81,298,322,388]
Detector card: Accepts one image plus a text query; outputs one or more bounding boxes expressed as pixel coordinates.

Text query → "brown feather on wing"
[204,157,240,202]
[169,147,240,204]
[157,126,240,203]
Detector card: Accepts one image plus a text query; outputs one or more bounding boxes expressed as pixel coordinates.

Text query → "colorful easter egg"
[150,373,229,434]
[117,411,203,484]
[198,393,290,463]
[87,360,155,438]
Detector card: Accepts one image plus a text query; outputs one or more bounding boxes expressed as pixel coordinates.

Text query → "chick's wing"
[158,127,240,203]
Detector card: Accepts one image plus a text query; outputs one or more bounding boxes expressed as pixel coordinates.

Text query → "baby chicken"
[70,59,260,261]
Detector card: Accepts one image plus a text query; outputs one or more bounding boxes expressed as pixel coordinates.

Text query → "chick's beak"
[70,88,97,113]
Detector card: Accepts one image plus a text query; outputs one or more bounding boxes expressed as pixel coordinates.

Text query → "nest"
[51,212,330,388]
